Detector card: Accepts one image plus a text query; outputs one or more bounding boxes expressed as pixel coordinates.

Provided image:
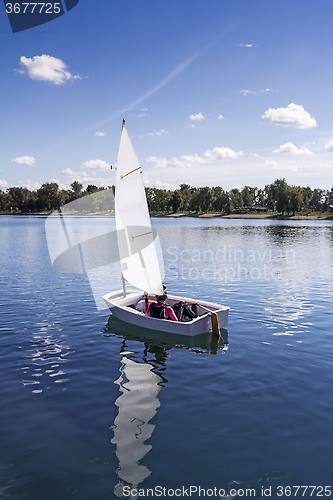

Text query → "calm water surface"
[0,216,332,499]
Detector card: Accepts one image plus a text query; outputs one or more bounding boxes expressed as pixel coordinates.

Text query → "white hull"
[103,290,229,336]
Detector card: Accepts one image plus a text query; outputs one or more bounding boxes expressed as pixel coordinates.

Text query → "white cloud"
[19,55,80,85]
[0,179,9,189]
[146,154,206,169]
[273,142,314,155]
[264,159,312,173]
[189,112,204,121]
[147,146,242,169]
[204,147,243,160]
[95,132,106,137]
[18,179,41,190]
[181,154,208,166]
[141,151,333,191]
[62,168,75,175]
[154,180,177,190]
[147,130,169,136]
[239,43,254,47]
[262,103,317,129]
[81,159,110,170]
[265,160,279,168]
[217,114,224,120]
[241,89,271,96]
[61,168,112,187]
[280,165,301,173]
[325,139,333,152]
[142,172,150,185]
[11,156,35,166]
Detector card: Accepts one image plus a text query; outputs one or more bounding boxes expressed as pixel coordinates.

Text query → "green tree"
[327,186,333,205]
[288,186,303,216]
[145,188,171,212]
[229,188,243,209]
[85,184,101,194]
[178,184,193,211]
[188,189,202,212]
[216,192,230,212]
[241,186,255,207]
[225,195,234,214]
[58,189,71,207]
[198,187,212,212]
[26,191,38,212]
[266,179,289,214]
[309,188,325,211]
[0,190,14,212]
[211,187,228,212]
[170,191,183,212]
[300,186,313,210]
[70,181,83,200]
[7,187,33,212]
[145,188,156,211]
[36,183,61,211]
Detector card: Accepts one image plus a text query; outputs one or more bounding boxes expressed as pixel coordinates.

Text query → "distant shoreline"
[180,213,333,220]
[2,212,333,221]
[151,212,333,221]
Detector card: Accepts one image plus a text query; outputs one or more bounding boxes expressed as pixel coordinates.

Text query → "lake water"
[0,216,332,500]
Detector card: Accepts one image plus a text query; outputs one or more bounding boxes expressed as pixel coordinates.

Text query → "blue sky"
[1,0,333,192]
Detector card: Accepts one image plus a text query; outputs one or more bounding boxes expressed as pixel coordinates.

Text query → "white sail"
[115,121,164,294]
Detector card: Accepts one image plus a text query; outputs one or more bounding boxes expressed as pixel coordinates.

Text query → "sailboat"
[102,121,229,336]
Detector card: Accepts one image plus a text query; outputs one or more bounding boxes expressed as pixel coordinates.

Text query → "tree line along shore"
[1,178,333,218]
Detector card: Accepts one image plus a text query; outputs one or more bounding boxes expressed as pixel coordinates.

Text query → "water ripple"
[18,330,72,393]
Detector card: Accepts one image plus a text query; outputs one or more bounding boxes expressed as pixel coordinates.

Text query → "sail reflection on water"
[112,351,163,496]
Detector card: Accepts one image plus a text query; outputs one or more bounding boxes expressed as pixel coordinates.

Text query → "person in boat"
[144,292,178,321]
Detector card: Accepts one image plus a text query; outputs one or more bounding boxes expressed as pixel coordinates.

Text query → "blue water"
[0,216,332,499]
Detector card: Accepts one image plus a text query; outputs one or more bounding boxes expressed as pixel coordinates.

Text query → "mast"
[120,119,126,296]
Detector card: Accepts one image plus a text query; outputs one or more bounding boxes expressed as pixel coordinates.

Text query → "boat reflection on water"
[104,317,228,497]
[104,316,229,355]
